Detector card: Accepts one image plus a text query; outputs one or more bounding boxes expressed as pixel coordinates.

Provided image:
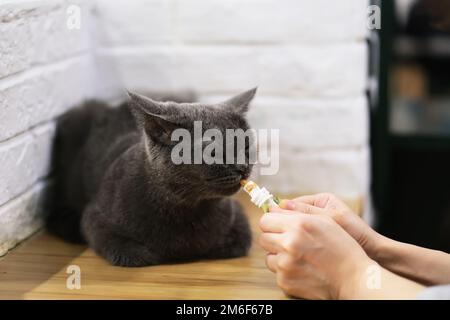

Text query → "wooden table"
[0,195,285,299]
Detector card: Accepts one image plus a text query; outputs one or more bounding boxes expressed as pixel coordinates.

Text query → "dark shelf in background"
[373,1,450,251]
[394,36,450,58]
[391,134,450,150]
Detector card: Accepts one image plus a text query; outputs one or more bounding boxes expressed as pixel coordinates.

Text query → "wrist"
[336,256,376,300]
[369,233,395,263]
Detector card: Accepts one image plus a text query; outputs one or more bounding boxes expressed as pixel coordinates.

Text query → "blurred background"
[373,0,450,252]
[0,0,448,256]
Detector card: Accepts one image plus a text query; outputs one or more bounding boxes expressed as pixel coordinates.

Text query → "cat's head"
[128,88,257,201]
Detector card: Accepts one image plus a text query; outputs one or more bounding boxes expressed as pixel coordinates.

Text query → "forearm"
[340,262,425,300]
[374,236,450,286]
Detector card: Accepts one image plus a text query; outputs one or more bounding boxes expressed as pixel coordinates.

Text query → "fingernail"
[283,200,296,210]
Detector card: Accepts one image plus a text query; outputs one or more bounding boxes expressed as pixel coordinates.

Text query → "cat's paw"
[103,247,161,267]
[105,251,156,267]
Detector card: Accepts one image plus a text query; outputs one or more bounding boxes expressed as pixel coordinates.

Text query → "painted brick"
[93,0,368,46]
[0,181,50,256]
[201,94,368,149]
[249,96,368,149]
[0,0,92,78]
[0,123,55,207]
[0,54,97,141]
[96,43,367,97]
[177,0,369,45]
[256,147,369,198]
[94,0,173,46]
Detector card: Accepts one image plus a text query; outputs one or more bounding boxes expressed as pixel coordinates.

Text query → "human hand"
[259,208,376,299]
[279,193,384,259]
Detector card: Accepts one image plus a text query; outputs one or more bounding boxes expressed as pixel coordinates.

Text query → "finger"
[279,199,293,210]
[269,206,298,214]
[265,253,277,273]
[279,200,324,215]
[272,203,322,216]
[288,195,317,206]
[259,233,283,253]
[292,193,333,209]
[270,203,296,214]
[259,212,295,233]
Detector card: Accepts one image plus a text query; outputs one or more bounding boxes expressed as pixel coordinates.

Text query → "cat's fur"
[47,89,256,267]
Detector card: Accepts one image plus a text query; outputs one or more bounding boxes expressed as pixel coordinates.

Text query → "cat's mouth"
[206,175,243,194]
[207,175,242,185]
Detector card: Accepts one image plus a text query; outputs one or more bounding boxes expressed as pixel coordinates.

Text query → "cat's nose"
[235,164,250,176]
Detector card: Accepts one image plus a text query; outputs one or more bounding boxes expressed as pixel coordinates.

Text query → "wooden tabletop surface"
[0,194,286,300]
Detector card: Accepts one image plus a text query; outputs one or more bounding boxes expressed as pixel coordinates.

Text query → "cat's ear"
[127,91,179,145]
[221,87,257,114]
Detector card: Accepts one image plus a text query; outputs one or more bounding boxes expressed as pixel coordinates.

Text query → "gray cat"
[46,88,256,267]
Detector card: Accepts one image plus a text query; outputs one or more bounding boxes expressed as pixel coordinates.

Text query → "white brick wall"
[95,0,368,46]
[94,0,370,199]
[0,0,91,78]
[203,95,369,149]
[0,0,370,255]
[257,147,370,197]
[0,0,97,256]
[96,44,367,97]
[0,123,55,207]
[0,181,50,256]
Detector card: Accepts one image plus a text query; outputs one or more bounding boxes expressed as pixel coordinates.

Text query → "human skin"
[280,194,450,286]
[258,197,426,299]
